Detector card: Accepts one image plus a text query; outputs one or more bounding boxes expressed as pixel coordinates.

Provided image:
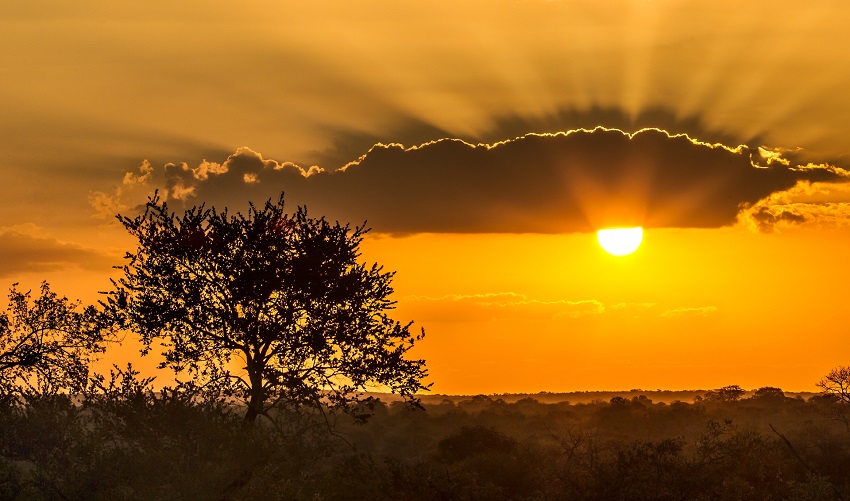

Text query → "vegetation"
[1,385,850,499]
[108,193,428,422]
[0,282,109,397]
[3,194,850,499]
[819,366,850,404]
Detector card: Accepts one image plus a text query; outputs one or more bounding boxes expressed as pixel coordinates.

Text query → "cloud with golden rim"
[738,179,850,232]
[93,128,850,233]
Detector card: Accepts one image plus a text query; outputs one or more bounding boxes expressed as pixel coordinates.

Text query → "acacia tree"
[818,366,850,404]
[109,193,428,422]
[0,282,106,396]
[700,385,746,403]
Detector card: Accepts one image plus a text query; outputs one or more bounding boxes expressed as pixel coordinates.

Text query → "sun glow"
[596,227,643,256]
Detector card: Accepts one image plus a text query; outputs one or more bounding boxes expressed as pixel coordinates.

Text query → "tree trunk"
[244,404,259,423]
[244,364,264,423]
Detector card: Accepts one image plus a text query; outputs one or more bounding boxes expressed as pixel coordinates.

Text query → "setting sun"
[596,227,643,256]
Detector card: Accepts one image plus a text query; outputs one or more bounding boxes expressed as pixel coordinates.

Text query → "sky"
[3,0,850,394]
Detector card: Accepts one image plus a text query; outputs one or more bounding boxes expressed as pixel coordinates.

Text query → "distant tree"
[703,385,746,403]
[0,282,107,396]
[631,395,653,406]
[818,366,850,404]
[109,193,428,422]
[751,386,785,400]
[609,396,628,407]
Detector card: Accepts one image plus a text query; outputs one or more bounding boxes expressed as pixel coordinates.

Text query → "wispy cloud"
[0,224,114,277]
[402,293,661,322]
[659,306,719,319]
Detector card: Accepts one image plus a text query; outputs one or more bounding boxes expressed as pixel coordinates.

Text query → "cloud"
[92,128,850,234]
[0,224,114,277]
[738,180,850,232]
[659,306,719,319]
[399,292,654,321]
[404,293,720,325]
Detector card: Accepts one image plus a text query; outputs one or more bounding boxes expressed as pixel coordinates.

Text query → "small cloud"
[660,306,718,319]
[168,182,196,201]
[90,159,159,219]
[609,302,657,310]
[122,159,154,186]
[405,292,527,303]
[746,206,808,232]
[757,146,793,166]
[549,300,606,319]
[88,189,126,220]
[739,180,850,232]
[92,147,320,220]
[791,162,850,177]
[404,292,606,321]
[189,160,227,181]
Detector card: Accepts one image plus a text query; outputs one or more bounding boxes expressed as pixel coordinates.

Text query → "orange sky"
[3,1,850,394]
[370,228,850,393]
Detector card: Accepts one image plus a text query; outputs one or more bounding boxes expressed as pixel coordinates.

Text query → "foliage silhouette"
[753,386,787,401]
[108,192,428,422]
[819,366,850,404]
[700,384,746,403]
[0,282,107,397]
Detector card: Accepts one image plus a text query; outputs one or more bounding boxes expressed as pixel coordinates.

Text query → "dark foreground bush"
[3,389,850,500]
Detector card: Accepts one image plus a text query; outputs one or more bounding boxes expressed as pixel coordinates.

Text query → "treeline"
[331,388,850,500]
[2,383,850,499]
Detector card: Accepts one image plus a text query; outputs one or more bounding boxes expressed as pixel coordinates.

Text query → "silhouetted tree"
[609,396,629,407]
[702,385,746,402]
[109,193,428,422]
[819,366,850,404]
[752,386,786,401]
[0,282,106,396]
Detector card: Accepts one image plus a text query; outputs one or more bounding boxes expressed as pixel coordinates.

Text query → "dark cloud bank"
[103,128,848,233]
[0,225,113,277]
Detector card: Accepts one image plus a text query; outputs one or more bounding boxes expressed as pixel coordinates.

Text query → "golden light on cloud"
[596,227,643,256]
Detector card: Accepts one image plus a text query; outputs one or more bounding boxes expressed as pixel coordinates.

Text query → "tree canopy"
[818,366,850,404]
[0,282,106,397]
[109,192,428,422]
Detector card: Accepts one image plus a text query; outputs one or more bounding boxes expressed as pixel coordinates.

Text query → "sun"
[596,227,643,256]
